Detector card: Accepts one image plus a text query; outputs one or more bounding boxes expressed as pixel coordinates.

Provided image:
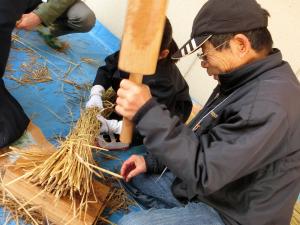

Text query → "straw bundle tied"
[291,201,300,225]
[0,107,121,224]
[24,108,102,202]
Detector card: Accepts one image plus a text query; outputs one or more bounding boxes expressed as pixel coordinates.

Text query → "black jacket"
[133,49,300,225]
[93,51,192,123]
[0,0,30,147]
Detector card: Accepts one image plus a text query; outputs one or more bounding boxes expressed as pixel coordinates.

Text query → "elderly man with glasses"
[114,0,300,225]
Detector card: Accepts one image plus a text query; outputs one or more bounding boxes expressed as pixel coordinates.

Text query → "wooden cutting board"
[3,167,110,225]
[1,121,110,225]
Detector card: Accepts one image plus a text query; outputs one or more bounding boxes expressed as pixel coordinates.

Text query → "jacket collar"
[218,49,283,94]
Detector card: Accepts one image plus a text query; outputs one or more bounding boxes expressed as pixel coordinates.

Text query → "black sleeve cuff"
[144,152,166,174]
[144,153,157,173]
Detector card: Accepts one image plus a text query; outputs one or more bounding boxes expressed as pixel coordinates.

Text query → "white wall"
[86,0,300,105]
[85,0,126,37]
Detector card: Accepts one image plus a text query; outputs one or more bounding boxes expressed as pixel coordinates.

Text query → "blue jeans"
[118,171,225,225]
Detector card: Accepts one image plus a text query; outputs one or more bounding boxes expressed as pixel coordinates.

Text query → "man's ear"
[159,49,170,60]
[232,34,251,57]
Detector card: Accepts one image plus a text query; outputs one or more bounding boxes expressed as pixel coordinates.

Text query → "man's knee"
[77,11,96,32]
[67,2,96,32]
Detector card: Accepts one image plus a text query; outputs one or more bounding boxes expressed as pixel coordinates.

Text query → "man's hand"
[16,13,42,30]
[116,79,152,120]
[121,155,147,182]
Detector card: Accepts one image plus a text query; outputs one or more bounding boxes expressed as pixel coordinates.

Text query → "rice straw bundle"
[1,107,115,224]
[3,146,55,173]
[23,108,102,216]
[0,93,124,223]
[291,201,300,225]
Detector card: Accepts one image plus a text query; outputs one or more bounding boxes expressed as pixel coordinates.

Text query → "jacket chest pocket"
[194,110,221,135]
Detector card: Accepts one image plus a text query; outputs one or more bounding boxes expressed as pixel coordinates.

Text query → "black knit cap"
[172,0,268,59]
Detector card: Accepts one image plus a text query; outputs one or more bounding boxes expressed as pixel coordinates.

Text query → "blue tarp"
[5,21,119,141]
[0,21,141,224]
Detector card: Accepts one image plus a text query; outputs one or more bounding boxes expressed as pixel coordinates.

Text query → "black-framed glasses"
[196,41,228,61]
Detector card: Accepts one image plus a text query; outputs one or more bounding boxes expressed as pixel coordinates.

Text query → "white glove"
[97,115,123,134]
[86,85,105,109]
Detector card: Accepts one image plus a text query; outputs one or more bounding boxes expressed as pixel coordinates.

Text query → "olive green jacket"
[33,0,77,26]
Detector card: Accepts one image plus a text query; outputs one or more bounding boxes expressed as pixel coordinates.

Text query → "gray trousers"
[50,1,96,36]
[27,0,96,37]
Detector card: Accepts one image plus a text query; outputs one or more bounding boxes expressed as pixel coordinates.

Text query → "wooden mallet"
[118,0,169,144]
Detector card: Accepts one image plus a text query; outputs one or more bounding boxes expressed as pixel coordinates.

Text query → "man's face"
[199,40,240,80]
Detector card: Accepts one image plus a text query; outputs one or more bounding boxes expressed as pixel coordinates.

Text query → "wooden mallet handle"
[119,74,143,143]
[118,0,168,144]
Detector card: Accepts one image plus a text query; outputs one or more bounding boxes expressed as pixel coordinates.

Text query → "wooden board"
[1,121,111,224]
[3,167,110,225]
[26,121,55,151]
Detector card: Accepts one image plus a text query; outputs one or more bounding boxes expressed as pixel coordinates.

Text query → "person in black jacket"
[86,18,192,147]
[0,0,31,148]
[115,0,300,225]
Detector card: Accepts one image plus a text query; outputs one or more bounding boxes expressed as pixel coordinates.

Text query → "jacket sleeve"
[133,98,289,195]
[33,0,77,26]
[150,77,174,103]
[144,66,192,123]
[93,51,120,89]
[144,152,167,174]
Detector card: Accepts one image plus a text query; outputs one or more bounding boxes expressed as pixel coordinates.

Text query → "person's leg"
[121,170,182,209]
[0,79,29,148]
[50,1,96,37]
[118,202,225,225]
